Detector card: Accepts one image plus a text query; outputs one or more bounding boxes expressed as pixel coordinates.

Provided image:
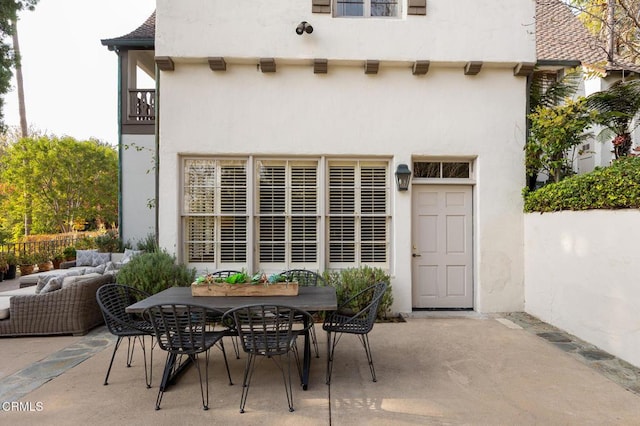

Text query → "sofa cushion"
[76,249,97,267]
[0,298,9,320]
[92,252,111,267]
[0,286,38,297]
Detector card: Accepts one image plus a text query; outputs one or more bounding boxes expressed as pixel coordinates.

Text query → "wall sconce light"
[296,21,313,35]
[395,164,412,191]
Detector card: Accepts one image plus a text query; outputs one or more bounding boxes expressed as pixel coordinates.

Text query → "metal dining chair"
[223,304,313,413]
[145,303,233,411]
[280,269,324,358]
[323,282,388,385]
[96,284,155,388]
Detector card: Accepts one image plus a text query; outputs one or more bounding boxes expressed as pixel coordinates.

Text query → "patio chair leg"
[359,333,377,382]
[239,353,257,413]
[126,336,139,367]
[192,353,209,410]
[104,336,123,385]
[217,339,233,385]
[326,331,336,385]
[155,352,173,410]
[231,336,241,359]
[280,353,294,412]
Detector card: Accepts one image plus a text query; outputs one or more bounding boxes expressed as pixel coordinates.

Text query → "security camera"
[296,21,313,35]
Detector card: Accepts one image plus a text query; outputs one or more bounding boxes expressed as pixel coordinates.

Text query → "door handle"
[412,253,421,257]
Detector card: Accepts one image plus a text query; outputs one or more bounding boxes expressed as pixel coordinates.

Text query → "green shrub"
[524,157,640,212]
[94,230,123,253]
[116,250,196,295]
[323,266,393,320]
[135,233,159,253]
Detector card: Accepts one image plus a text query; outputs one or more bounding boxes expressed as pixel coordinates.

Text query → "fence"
[0,236,80,257]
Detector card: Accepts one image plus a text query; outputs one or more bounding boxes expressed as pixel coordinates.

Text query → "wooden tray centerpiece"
[191,272,298,297]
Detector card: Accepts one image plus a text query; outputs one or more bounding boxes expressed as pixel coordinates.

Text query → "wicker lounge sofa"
[0,273,115,337]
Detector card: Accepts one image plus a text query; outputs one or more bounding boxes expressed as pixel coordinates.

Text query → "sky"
[4,0,156,146]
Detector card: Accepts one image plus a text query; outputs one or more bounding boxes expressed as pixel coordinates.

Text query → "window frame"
[333,0,401,18]
[181,157,391,273]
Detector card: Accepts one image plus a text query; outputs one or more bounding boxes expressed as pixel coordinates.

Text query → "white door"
[411,185,473,309]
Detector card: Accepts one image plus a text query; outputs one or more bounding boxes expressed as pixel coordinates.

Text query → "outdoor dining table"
[125,285,337,391]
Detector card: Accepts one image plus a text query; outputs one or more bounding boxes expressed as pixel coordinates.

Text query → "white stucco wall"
[121,134,156,246]
[155,0,535,64]
[525,210,640,368]
[154,0,534,313]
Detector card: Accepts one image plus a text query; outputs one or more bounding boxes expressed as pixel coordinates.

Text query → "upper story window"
[335,0,400,17]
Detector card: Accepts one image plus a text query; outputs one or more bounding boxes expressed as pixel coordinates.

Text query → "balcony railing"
[127,89,156,122]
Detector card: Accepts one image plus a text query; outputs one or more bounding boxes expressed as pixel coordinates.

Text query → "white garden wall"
[525,210,640,368]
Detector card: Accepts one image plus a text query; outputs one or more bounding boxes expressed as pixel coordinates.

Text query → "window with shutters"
[182,159,247,266]
[256,160,319,270]
[334,0,400,17]
[327,160,389,268]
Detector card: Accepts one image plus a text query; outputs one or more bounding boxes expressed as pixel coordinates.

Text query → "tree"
[527,98,595,184]
[567,0,640,68]
[0,0,38,130]
[0,135,118,238]
[586,79,640,158]
[526,69,583,189]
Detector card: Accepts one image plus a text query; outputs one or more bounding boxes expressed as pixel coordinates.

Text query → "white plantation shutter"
[256,160,318,268]
[291,164,318,263]
[328,161,389,267]
[183,159,247,265]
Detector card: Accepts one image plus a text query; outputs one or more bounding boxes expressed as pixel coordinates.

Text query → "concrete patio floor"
[1,277,640,425]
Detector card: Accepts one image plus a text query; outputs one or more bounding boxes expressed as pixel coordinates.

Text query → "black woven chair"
[281,269,324,358]
[223,304,313,413]
[145,304,233,411]
[96,284,155,388]
[208,270,243,358]
[322,282,388,385]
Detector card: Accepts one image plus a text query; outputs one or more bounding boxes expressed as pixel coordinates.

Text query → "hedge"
[523,157,640,212]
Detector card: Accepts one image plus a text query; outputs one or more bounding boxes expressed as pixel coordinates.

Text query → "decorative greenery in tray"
[193,272,289,286]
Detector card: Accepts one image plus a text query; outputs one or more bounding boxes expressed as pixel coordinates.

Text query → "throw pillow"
[40,275,64,293]
[76,249,97,267]
[35,274,58,294]
[122,248,144,264]
[92,252,111,267]
[83,263,107,275]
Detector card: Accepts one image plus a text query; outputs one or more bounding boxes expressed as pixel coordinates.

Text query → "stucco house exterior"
[103,0,542,315]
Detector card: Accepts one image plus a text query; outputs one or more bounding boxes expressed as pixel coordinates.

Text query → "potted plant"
[52,249,65,269]
[34,251,53,272]
[0,253,7,282]
[4,252,17,280]
[18,252,36,276]
[63,246,76,261]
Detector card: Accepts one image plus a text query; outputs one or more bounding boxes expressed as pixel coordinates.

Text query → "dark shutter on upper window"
[312,0,331,13]
[408,0,426,15]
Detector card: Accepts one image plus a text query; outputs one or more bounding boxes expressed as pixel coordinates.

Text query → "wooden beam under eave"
[260,58,276,73]
[412,60,430,75]
[314,59,328,74]
[155,56,174,71]
[208,57,227,71]
[464,61,483,75]
[514,62,535,77]
[364,60,379,75]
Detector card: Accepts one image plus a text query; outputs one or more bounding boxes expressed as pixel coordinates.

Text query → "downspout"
[117,48,124,239]
[154,64,160,247]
